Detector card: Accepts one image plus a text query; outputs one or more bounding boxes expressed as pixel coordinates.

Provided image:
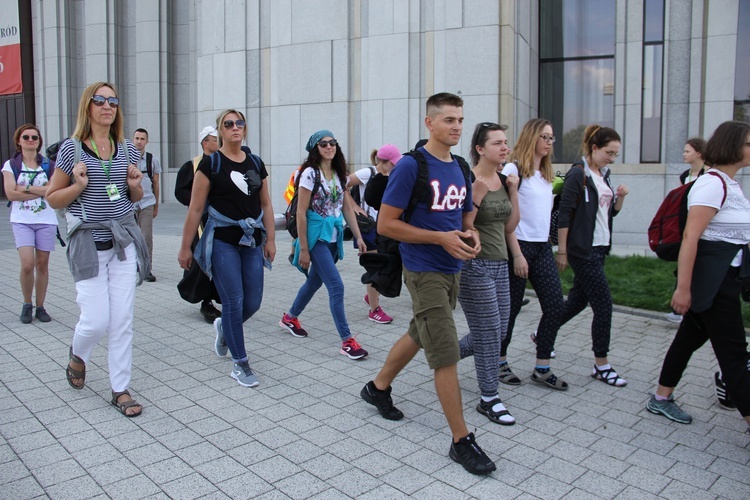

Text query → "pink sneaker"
[341,337,368,359]
[364,294,370,306]
[368,306,393,324]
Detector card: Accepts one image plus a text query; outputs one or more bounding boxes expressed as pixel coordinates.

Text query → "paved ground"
[0,203,748,499]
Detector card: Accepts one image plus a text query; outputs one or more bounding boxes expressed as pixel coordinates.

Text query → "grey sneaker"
[20,303,33,324]
[214,318,228,357]
[646,394,692,424]
[231,361,260,387]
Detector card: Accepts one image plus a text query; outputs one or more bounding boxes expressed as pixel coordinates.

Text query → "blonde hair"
[215,109,247,147]
[508,118,554,182]
[370,149,379,166]
[72,82,124,143]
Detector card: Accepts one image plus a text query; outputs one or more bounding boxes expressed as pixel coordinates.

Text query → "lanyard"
[89,138,115,181]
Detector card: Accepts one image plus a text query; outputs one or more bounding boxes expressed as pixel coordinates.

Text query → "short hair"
[685,137,706,155]
[509,118,554,182]
[215,109,247,147]
[134,128,149,138]
[72,82,124,143]
[703,121,750,166]
[426,92,464,116]
[13,124,43,153]
[580,125,621,156]
[470,122,507,166]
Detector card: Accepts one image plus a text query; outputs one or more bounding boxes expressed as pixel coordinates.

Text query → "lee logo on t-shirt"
[429,181,467,211]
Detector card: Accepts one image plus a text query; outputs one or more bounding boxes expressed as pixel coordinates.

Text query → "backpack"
[549,163,585,246]
[648,170,727,261]
[350,166,375,207]
[402,149,472,223]
[285,166,322,239]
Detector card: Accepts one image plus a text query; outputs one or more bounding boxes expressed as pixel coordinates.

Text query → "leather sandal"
[66,347,85,390]
[111,390,143,418]
[476,398,516,425]
[531,369,569,391]
[498,364,521,385]
[591,365,627,387]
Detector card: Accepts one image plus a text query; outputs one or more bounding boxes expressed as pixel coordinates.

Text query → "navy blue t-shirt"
[381,148,471,273]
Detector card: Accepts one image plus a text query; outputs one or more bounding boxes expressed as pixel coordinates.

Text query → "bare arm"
[671,205,716,314]
[177,170,210,270]
[3,171,47,201]
[45,162,88,209]
[259,177,276,263]
[152,173,160,217]
[342,190,367,255]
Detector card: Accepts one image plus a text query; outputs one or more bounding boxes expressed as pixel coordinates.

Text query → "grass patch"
[550,255,750,327]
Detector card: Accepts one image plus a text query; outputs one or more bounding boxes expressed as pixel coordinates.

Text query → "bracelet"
[465,227,477,232]
[473,202,481,209]
[512,253,522,258]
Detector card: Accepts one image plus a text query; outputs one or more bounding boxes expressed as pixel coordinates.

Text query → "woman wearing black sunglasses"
[2,124,58,324]
[47,82,148,418]
[179,109,276,388]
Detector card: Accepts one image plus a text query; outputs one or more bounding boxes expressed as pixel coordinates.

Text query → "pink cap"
[376,144,402,165]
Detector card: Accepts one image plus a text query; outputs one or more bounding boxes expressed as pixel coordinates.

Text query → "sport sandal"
[498,364,521,385]
[66,347,85,390]
[531,369,569,391]
[476,398,516,425]
[592,365,627,387]
[111,390,143,418]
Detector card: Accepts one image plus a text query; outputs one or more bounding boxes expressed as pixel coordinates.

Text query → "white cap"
[199,126,218,143]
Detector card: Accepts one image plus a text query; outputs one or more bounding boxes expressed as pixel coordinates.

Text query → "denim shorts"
[404,268,461,369]
[12,223,57,252]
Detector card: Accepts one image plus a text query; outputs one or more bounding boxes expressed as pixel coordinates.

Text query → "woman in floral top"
[280,130,369,359]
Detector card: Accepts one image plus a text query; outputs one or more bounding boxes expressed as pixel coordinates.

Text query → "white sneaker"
[664,312,682,323]
[214,318,228,357]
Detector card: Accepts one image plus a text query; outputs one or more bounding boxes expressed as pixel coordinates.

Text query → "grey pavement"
[1,203,749,499]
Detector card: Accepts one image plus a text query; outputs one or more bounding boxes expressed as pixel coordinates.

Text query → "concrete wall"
[28,0,745,248]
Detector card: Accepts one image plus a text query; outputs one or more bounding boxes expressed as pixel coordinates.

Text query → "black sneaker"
[20,303,33,324]
[35,306,52,322]
[714,371,736,410]
[200,301,221,324]
[360,381,404,420]
[449,433,496,475]
[145,273,156,282]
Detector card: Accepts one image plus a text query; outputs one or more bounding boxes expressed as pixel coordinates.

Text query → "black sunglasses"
[318,139,338,148]
[91,95,119,107]
[22,134,39,141]
[223,120,246,129]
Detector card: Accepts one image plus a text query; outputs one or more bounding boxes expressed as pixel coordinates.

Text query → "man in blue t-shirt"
[360,93,496,476]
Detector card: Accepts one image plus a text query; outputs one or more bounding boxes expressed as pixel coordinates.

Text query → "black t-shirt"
[197,151,268,245]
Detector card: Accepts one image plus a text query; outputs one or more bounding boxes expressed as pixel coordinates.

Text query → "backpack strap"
[210,151,221,178]
[571,161,587,206]
[71,139,87,221]
[706,170,729,207]
[404,150,429,223]
[145,152,153,181]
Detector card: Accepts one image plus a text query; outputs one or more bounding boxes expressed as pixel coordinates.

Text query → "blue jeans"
[211,239,264,362]
[289,241,352,341]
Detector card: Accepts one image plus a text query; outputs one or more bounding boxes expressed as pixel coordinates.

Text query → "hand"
[513,254,528,278]
[72,161,88,189]
[555,253,568,272]
[153,204,159,218]
[264,240,276,263]
[671,288,691,315]
[298,248,310,270]
[127,164,143,191]
[178,247,193,270]
[505,174,519,192]
[440,230,480,260]
[356,237,367,256]
[616,184,629,197]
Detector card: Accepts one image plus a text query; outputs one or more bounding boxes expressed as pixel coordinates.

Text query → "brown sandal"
[66,347,85,390]
[111,390,143,418]
[112,389,143,418]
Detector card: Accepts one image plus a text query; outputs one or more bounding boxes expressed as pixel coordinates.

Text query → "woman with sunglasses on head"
[46,82,147,417]
[178,110,276,388]
[501,118,567,390]
[2,124,58,324]
[347,144,402,324]
[280,130,369,359]
[647,121,750,430]
[458,122,520,424]
[555,125,629,387]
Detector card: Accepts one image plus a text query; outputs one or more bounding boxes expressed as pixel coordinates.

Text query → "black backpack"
[285,167,322,239]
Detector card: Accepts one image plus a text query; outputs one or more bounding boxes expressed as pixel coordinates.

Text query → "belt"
[95,240,114,251]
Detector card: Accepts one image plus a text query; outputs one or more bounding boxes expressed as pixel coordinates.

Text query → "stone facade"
[27,0,746,246]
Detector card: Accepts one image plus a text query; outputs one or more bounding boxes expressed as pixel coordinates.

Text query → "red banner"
[0,43,22,95]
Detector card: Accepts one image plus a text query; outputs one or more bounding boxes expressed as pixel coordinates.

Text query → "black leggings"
[504,240,563,359]
[657,267,750,417]
[559,246,612,358]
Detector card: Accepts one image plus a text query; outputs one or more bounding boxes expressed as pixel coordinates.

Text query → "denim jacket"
[291,210,345,273]
[194,206,271,280]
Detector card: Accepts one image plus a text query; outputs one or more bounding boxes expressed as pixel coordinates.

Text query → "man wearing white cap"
[175,126,222,323]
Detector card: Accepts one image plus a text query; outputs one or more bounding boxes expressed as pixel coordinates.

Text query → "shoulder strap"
[246,153,262,173]
[121,141,131,166]
[404,150,429,223]
[73,139,82,164]
[210,151,221,178]
[41,157,50,176]
[146,152,153,179]
[706,170,728,207]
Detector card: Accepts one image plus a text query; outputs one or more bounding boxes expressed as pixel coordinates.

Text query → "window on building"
[539,0,616,163]
[735,0,750,123]
[641,0,665,163]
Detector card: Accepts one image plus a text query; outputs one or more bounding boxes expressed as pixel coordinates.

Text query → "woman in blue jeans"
[280,130,368,359]
[178,109,276,387]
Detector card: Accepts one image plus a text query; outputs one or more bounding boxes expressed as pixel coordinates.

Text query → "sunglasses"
[540,134,556,144]
[22,134,39,141]
[223,119,246,129]
[318,139,338,148]
[91,95,120,107]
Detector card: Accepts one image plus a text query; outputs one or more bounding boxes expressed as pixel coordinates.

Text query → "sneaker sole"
[340,349,367,360]
[646,403,691,424]
[231,372,260,388]
[368,317,392,324]
[279,320,307,338]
